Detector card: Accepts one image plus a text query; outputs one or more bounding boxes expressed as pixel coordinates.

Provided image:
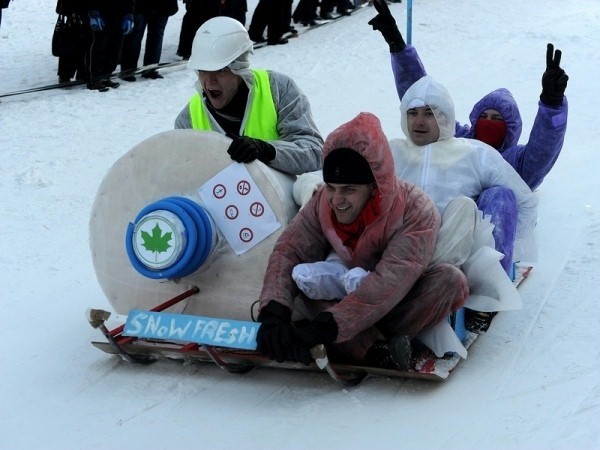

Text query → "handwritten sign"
[122,309,259,350]
[198,163,280,255]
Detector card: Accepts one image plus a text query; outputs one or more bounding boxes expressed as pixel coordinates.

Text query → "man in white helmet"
[175,16,324,175]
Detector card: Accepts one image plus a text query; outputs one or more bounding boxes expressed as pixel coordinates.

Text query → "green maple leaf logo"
[141,222,172,254]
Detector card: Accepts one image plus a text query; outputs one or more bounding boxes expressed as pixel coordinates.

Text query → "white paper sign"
[199,163,281,255]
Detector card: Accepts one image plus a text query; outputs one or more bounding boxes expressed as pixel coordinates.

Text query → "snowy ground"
[1,0,599,449]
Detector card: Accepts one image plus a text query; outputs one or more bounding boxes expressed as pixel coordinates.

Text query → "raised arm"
[369,0,426,101]
[501,43,569,190]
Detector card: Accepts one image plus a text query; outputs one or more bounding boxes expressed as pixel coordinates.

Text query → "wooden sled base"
[88,266,533,387]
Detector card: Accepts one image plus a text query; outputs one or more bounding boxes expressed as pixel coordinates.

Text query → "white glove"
[292,260,348,300]
[293,171,324,209]
[342,267,369,294]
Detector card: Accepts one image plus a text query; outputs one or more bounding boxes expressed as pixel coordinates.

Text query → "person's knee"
[444,262,468,286]
[477,186,517,215]
[445,196,477,215]
[434,196,479,266]
[442,195,477,222]
[433,263,469,308]
[442,196,478,226]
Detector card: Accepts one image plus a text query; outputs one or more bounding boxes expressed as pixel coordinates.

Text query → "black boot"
[267,37,289,45]
[365,335,412,370]
[249,33,266,43]
[141,70,164,80]
[87,81,110,92]
[102,79,120,89]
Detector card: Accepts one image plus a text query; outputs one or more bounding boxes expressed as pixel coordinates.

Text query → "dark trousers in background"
[121,14,169,72]
[177,0,220,58]
[56,20,88,81]
[282,0,293,31]
[221,0,247,25]
[0,0,8,28]
[293,0,318,24]
[58,51,87,81]
[87,19,125,80]
[248,0,285,42]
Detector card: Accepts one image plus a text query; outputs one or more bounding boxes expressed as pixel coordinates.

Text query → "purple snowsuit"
[389,46,563,272]
[390,45,569,191]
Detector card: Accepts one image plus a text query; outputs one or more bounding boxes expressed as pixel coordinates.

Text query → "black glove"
[288,312,338,365]
[256,301,293,363]
[540,43,569,107]
[227,136,276,164]
[368,0,406,53]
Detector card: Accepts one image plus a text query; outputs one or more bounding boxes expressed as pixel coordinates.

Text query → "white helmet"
[187,17,254,72]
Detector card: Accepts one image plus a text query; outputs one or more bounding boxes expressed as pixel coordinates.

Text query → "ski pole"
[407,0,413,45]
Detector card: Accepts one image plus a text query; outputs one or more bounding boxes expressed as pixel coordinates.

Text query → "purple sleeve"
[501,98,568,190]
[454,122,472,138]
[390,45,427,102]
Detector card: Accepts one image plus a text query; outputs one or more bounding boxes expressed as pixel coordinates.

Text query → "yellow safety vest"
[189,69,279,140]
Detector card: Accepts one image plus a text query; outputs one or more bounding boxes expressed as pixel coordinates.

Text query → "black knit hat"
[323,148,375,184]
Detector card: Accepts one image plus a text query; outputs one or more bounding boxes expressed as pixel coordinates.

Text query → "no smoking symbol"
[250,202,264,217]
[237,180,251,196]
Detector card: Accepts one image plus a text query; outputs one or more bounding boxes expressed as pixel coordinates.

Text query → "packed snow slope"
[1,0,599,449]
